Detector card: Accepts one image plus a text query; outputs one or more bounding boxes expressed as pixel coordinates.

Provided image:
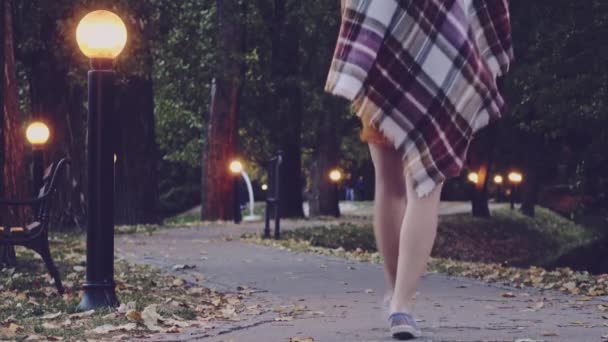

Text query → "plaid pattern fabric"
[326,0,514,198]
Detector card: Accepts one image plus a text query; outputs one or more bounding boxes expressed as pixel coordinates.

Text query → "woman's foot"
[388,312,421,340]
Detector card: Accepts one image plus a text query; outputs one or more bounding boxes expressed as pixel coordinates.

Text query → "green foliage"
[500,0,608,212]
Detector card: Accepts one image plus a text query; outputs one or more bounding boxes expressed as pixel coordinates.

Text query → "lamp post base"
[77,282,119,311]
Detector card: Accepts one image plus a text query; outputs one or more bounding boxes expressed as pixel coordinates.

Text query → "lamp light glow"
[76,10,127,59]
[230,160,243,174]
[26,122,50,146]
[467,172,479,184]
[493,175,504,184]
[329,169,342,183]
[261,184,268,191]
[508,172,523,184]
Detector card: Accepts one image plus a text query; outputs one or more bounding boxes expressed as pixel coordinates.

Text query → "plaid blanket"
[326,0,514,198]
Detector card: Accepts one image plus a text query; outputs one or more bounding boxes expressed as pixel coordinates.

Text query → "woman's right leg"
[369,144,407,292]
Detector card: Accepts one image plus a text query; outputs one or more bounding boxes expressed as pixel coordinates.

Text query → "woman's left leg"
[389,173,443,314]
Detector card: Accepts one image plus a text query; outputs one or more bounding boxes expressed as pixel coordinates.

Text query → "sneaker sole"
[391,325,419,340]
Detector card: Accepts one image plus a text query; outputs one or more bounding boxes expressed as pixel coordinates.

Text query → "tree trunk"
[1,0,28,266]
[471,162,491,217]
[521,136,541,217]
[309,101,340,217]
[272,0,305,218]
[114,75,161,225]
[468,126,497,218]
[201,0,244,220]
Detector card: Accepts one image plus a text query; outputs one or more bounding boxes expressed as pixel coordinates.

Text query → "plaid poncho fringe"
[326,0,514,198]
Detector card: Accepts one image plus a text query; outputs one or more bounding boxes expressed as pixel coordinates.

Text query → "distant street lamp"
[76,10,127,311]
[230,160,260,222]
[26,122,50,194]
[467,172,479,184]
[261,184,268,191]
[329,169,342,218]
[508,171,524,209]
[493,174,504,202]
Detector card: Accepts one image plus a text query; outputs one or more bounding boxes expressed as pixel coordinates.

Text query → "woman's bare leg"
[368,144,407,292]
[390,173,443,314]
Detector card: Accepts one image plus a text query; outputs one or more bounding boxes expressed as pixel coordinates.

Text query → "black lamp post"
[75,10,127,311]
[508,171,523,210]
[329,169,342,218]
[493,174,504,203]
[25,122,50,195]
[230,160,243,224]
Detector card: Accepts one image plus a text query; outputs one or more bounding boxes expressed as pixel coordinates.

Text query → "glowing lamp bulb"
[329,170,342,183]
[26,122,50,146]
[508,172,523,184]
[493,175,504,184]
[467,172,479,184]
[76,10,127,59]
[230,160,243,174]
[261,184,268,191]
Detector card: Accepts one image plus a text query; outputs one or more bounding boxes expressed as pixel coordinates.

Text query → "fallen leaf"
[142,304,164,331]
[172,264,196,271]
[42,322,60,329]
[90,323,137,334]
[0,323,22,337]
[41,312,62,320]
[69,310,95,319]
[164,326,181,333]
[127,310,142,321]
[542,331,559,337]
[501,292,516,298]
[275,316,294,321]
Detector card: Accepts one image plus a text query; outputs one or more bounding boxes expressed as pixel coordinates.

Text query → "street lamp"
[467,172,479,184]
[261,184,268,191]
[329,169,342,218]
[26,122,50,195]
[493,174,504,202]
[508,171,523,209]
[230,160,260,222]
[76,10,127,311]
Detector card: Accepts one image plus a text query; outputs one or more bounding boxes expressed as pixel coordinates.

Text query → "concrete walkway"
[116,223,608,341]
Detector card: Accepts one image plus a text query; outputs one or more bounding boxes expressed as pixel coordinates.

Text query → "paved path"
[116,223,608,341]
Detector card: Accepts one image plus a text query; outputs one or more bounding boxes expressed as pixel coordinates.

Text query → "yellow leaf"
[275,316,294,321]
[126,310,142,321]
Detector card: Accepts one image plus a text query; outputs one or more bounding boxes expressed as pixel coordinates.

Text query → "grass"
[273,207,597,268]
[243,207,608,298]
[164,202,267,226]
[0,233,253,341]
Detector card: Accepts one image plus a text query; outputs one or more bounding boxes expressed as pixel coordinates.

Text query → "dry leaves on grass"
[0,234,258,340]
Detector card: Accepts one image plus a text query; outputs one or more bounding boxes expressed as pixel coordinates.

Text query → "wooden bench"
[0,158,70,294]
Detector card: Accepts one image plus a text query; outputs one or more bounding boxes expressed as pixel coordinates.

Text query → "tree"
[1,0,29,266]
[17,0,88,229]
[113,3,161,225]
[200,0,245,220]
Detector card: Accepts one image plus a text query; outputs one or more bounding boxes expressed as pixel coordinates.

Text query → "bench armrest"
[0,193,50,206]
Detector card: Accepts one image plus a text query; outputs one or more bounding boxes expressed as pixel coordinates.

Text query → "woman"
[326,0,513,339]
